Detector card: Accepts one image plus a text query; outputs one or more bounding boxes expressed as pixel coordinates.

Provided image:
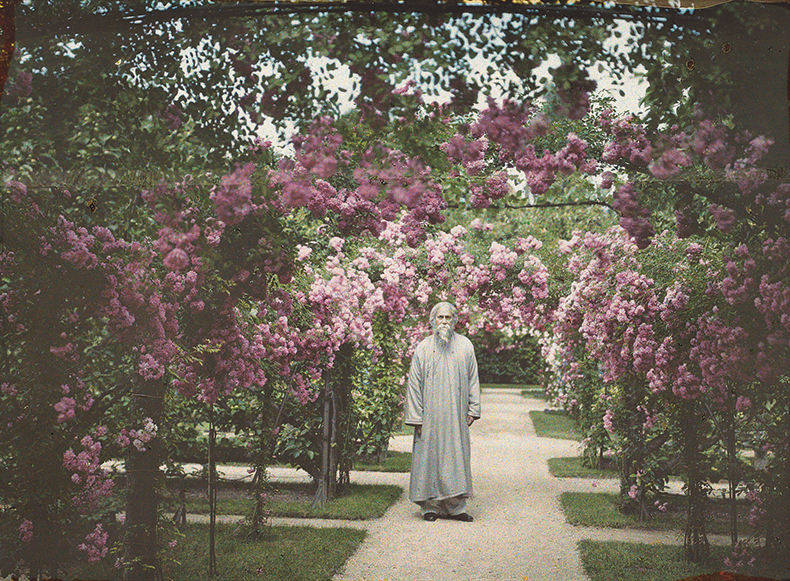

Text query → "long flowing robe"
[405,332,481,503]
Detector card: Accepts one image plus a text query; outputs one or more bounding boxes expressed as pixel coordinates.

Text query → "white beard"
[434,324,454,346]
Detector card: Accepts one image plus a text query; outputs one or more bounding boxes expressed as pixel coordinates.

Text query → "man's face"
[435,312,454,327]
[433,307,455,343]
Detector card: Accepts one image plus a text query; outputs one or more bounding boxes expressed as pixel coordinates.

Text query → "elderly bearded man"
[405,301,481,522]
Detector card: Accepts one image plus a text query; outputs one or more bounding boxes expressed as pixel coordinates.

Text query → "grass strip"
[176,482,402,520]
[354,450,411,473]
[529,410,580,441]
[561,492,654,529]
[481,383,540,390]
[548,456,619,479]
[561,492,756,536]
[269,483,402,520]
[521,387,546,399]
[60,523,365,581]
[578,540,732,581]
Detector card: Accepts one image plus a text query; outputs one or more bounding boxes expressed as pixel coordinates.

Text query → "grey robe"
[405,333,481,503]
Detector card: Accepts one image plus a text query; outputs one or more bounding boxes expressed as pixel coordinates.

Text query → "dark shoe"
[423,512,439,521]
[448,512,474,522]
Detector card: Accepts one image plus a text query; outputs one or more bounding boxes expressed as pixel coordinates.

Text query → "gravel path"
[333,389,589,581]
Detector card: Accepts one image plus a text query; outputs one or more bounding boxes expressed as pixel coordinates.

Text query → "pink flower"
[163,248,190,271]
[210,162,256,225]
[78,523,109,562]
[603,409,615,433]
[296,245,312,261]
[6,180,28,203]
[19,519,33,542]
[54,397,77,423]
[116,431,131,448]
[735,396,751,412]
[709,204,737,233]
[648,147,691,180]
[600,171,615,190]
[138,353,165,380]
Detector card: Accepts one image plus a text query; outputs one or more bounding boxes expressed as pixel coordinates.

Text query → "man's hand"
[414,425,422,438]
[467,415,477,427]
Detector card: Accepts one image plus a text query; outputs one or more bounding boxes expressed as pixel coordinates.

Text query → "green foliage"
[350,316,405,462]
[273,410,323,480]
[477,333,543,385]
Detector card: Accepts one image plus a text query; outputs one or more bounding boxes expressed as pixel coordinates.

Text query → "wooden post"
[208,412,217,578]
[329,388,338,500]
[123,377,164,581]
[726,390,738,549]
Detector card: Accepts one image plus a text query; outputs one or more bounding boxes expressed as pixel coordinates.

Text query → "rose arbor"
[3,72,790,579]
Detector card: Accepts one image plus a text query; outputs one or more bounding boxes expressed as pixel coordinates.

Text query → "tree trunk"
[313,342,354,507]
[250,381,274,536]
[123,377,164,581]
[313,377,332,508]
[333,343,354,494]
[683,402,710,563]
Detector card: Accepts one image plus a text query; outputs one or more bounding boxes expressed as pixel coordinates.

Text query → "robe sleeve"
[467,343,481,419]
[404,345,424,426]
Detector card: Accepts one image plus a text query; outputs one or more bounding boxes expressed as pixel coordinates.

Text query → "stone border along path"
[185,388,731,581]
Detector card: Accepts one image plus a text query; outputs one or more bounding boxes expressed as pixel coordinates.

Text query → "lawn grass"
[578,540,731,581]
[479,383,545,398]
[579,540,790,581]
[529,409,580,441]
[173,482,402,520]
[481,382,539,390]
[548,456,619,479]
[59,523,365,581]
[269,483,402,520]
[521,387,546,399]
[560,492,757,536]
[354,450,411,473]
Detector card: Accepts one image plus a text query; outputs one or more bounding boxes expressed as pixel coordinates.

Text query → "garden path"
[332,388,590,581]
